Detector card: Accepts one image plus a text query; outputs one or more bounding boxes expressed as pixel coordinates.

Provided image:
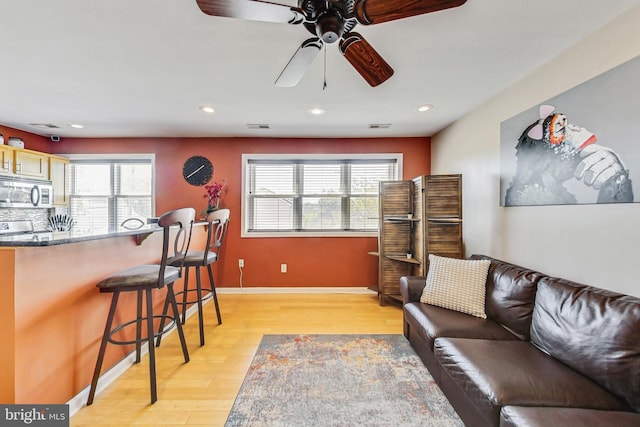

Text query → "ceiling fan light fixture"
[199,105,215,114]
[308,107,326,115]
[195,0,469,89]
[315,8,345,43]
[417,104,434,112]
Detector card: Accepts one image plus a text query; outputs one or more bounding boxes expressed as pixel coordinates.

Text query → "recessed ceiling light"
[68,123,84,129]
[247,124,270,129]
[308,107,326,116]
[199,105,215,114]
[417,104,433,112]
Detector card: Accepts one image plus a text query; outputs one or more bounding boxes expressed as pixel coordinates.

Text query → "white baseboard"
[68,287,376,416]
[217,287,376,294]
[67,301,202,416]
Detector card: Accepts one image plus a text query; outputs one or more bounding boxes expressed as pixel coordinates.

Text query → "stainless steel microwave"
[0,176,53,208]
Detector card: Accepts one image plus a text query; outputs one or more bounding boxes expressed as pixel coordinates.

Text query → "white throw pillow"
[420,254,490,319]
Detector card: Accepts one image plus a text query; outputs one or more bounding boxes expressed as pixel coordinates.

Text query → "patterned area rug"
[225,334,463,426]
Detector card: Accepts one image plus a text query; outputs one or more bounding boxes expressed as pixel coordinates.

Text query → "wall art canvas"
[500,55,640,206]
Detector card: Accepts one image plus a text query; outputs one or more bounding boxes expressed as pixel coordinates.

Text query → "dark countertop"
[0,218,209,247]
[0,224,164,247]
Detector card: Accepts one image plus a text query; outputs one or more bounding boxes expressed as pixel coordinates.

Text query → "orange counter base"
[0,226,206,404]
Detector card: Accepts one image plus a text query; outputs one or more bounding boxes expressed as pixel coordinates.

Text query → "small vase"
[206,200,219,213]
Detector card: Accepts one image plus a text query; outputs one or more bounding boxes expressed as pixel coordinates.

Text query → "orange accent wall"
[0,249,17,403]
[51,136,431,289]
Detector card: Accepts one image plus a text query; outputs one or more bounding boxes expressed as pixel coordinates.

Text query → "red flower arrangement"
[204,178,227,210]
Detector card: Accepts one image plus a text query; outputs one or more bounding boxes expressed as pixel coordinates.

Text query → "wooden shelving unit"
[372,174,462,305]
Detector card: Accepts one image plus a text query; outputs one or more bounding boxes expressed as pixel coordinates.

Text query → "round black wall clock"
[182,155,213,186]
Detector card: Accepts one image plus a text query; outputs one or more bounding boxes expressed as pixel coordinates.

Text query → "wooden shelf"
[426,218,462,223]
[383,216,420,222]
[388,294,403,302]
[384,255,421,264]
[384,294,403,305]
[374,175,462,306]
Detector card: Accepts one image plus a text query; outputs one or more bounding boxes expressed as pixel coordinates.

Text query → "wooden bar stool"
[159,208,229,347]
[87,207,195,405]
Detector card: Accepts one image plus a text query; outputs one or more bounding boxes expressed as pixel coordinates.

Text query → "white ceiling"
[1,0,639,139]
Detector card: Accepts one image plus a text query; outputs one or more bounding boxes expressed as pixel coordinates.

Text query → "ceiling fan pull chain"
[323,45,327,90]
[322,0,329,90]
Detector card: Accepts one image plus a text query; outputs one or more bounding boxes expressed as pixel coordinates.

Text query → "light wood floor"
[70,292,403,427]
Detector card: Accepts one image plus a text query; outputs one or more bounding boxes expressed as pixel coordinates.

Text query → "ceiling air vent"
[29,123,62,129]
[368,123,391,129]
[247,124,270,129]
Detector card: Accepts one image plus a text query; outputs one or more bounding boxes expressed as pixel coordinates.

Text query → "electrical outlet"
[238,259,244,268]
[281,263,287,273]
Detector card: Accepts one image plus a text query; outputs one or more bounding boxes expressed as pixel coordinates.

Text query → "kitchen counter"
[0,222,208,405]
[0,224,162,246]
[0,221,209,247]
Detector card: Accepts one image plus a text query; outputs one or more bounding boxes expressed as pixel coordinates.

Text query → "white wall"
[431,4,640,297]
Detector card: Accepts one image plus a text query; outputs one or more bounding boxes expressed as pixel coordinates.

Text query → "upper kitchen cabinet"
[0,145,14,175]
[49,155,69,206]
[14,149,49,179]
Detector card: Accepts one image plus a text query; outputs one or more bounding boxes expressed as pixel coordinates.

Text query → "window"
[243,154,401,237]
[68,154,155,233]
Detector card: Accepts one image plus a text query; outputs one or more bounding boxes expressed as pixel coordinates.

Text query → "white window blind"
[243,154,401,236]
[69,156,154,233]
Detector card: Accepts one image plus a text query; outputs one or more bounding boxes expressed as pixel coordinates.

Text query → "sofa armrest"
[400,276,426,304]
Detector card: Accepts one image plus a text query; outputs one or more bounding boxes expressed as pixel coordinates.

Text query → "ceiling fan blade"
[275,38,323,87]
[339,33,394,87]
[354,0,467,25]
[196,0,305,24]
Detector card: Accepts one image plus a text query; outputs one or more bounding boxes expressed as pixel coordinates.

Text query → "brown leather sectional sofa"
[400,254,640,427]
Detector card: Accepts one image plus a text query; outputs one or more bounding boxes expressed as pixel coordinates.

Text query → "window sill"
[241,231,377,238]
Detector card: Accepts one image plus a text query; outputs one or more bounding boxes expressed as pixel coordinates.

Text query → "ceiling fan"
[195,0,468,87]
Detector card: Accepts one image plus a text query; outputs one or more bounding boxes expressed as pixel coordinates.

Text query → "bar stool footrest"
[174,288,214,305]
[108,314,178,346]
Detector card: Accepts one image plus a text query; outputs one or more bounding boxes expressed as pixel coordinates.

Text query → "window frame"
[65,153,156,232]
[241,153,402,238]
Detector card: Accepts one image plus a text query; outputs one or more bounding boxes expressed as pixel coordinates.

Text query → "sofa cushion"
[470,254,542,339]
[420,255,491,318]
[530,277,640,412]
[500,406,640,427]
[435,338,627,427]
[404,302,519,350]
